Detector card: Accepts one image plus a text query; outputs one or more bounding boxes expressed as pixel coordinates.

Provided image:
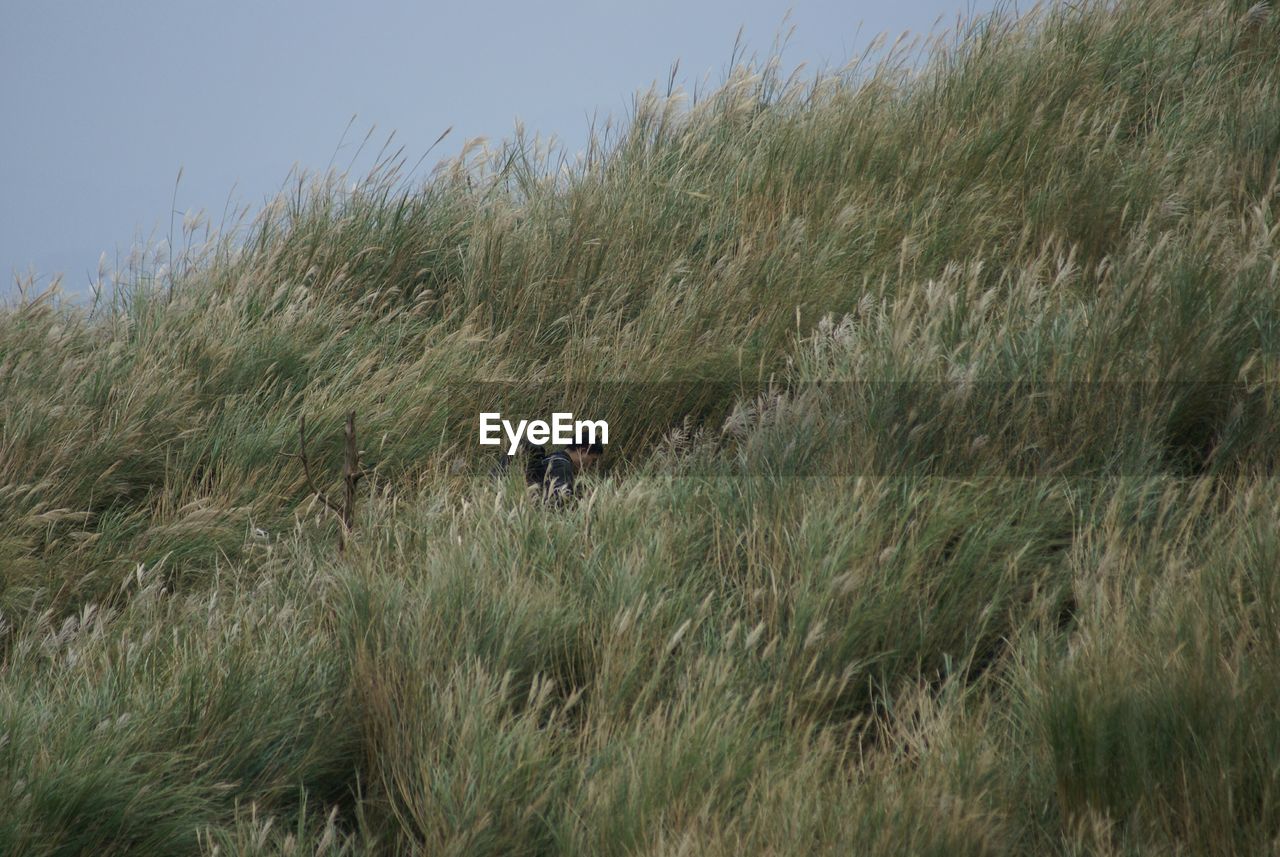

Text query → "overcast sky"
[2,0,999,297]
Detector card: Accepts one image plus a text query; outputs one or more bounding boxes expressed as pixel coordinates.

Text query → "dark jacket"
[537,450,575,500]
[494,443,577,503]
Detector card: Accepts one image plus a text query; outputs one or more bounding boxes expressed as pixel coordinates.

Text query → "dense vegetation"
[3,0,1280,852]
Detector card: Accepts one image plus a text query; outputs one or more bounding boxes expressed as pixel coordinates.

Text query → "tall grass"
[2,0,1280,852]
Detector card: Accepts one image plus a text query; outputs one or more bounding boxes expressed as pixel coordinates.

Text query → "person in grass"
[533,439,603,501]
[502,439,602,503]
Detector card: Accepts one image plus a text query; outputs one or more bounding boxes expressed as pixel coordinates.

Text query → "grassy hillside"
[3,0,1280,852]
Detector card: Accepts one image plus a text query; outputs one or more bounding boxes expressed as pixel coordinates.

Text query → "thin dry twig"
[280,412,364,553]
[280,415,344,517]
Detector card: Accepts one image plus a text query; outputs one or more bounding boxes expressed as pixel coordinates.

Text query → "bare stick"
[341,411,363,532]
[280,412,363,553]
[280,415,343,518]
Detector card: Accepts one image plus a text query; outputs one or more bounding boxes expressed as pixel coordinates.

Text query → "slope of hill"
[2,0,1279,853]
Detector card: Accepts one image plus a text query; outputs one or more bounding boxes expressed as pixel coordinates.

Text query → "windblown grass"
[3,0,1280,852]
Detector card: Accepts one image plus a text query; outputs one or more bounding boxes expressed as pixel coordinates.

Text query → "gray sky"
[2,0,997,296]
